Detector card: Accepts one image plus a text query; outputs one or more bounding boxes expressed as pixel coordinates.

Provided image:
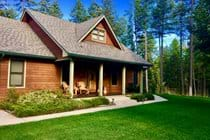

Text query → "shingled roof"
[0,9,150,65]
[0,16,54,58]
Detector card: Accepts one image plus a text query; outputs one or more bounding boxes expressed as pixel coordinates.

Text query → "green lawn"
[0,94,210,140]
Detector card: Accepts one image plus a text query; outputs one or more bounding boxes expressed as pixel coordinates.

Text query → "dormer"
[77,16,122,50]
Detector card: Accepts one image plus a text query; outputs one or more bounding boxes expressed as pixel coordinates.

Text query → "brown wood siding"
[126,69,134,85]
[83,19,121,49]
[0,57,61,100]
[0,58,9,100]
[23,13,63,58]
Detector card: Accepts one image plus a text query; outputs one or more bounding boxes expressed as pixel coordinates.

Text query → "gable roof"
[76,15,122,49]
[0,9,151,66]
[0,16,54,59]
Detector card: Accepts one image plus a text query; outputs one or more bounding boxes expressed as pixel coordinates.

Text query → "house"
[0,9,151,100]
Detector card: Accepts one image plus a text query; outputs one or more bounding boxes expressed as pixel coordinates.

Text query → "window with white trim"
[91,28,106,42]
[9,59,25,87]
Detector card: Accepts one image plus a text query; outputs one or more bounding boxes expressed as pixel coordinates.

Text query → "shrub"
[6,88,19,103]
[0,90,110,117]
[130,93,154,102]
[144,93,155,100]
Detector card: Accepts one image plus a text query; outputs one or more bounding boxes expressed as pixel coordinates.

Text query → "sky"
[58,0,130,20]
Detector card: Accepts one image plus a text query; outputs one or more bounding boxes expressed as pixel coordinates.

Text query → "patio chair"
[61,81,79,95]
[77,81,90,94]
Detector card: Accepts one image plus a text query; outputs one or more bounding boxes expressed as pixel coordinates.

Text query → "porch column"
[98,63,103,96]
[139,70,143,94]
[122,66,126,95]
[69,60,74,97]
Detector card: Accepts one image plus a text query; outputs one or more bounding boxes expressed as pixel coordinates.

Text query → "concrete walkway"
[0,95,167,126]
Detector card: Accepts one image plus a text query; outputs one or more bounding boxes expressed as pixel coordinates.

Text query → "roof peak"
[25,9,105,25]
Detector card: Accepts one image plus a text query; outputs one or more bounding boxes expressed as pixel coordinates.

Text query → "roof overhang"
[67,52,152,67]
[0,51,56,60]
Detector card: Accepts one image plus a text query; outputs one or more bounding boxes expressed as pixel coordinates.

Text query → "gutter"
[0,51,56,60]
[68,52,152,67]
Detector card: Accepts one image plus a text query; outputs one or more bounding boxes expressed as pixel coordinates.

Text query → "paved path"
[0,95,167,126]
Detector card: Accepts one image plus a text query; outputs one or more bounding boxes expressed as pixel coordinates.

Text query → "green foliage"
[37,0,51,14]
[130,93,154,102]
[48,0,63,18]
[0,90,109,117]
[70,0,89,23]
[88,2,103,18]
[193,0,210,53]
[0,8,17,19]
[15,0,37,13]
[6,88,19,103]
[1,95,210,139]
[163,39,181,93]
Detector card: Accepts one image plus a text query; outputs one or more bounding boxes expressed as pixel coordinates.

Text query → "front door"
[87,71,97,93]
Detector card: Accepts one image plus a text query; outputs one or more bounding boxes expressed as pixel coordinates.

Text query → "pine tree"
[125,8,135,52]
[88,1,103,18]
[37,0,51,14]
[134,0,153,93]
[174,0,189,95]
[0,8,17,19]
[49,0,63,18]
[15,0,37,13]
[0,0,17,19]
[70,0,89,23]
[102,0,115,27]
[151,0,174,93]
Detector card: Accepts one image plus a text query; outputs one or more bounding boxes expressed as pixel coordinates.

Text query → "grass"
[0,94,210,140]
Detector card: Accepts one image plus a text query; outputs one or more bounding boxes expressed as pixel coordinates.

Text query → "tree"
[15,0,36,13]
[37,0,51,14]
[151,0,174,93]
[125,9,135,51]
[0,0,17,19]
[102,0,115,27]
[164,39,181,93]
[174,0,189,95]
[133,0,154,93]
[192,0,210,96]
[49,0,63,18]
[102,0,127,44]
[70,0,89,23]
[88,1,103,18]
[0,8,17,19]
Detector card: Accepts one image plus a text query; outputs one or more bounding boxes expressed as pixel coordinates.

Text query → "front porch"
[60,59,144,97]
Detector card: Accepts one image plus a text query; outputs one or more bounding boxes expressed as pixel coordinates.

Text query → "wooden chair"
[62,81,79,95]
[77,81,89,94]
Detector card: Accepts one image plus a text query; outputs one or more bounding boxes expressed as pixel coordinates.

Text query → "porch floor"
[0,95,167,126]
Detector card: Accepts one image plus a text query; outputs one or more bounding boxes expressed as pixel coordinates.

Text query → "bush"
[6,88,19,103]
[126,84,139,93]
[144,93,155,100]
[0,90,110,117]
[130,93,154,102]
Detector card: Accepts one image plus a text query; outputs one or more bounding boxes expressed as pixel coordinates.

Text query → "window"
[111,72,118,85]
[9,59,25,87]
[91,28,106,42]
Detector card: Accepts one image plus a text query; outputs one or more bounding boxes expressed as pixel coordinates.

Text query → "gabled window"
[91,28,106,43]
[9,59,25,87]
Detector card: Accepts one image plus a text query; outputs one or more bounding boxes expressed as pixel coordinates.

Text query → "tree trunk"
[203,67,206,96]
[160,34,164,93]
[144,31,148,93]
[189,0,194,96]
[180,26,184,95]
